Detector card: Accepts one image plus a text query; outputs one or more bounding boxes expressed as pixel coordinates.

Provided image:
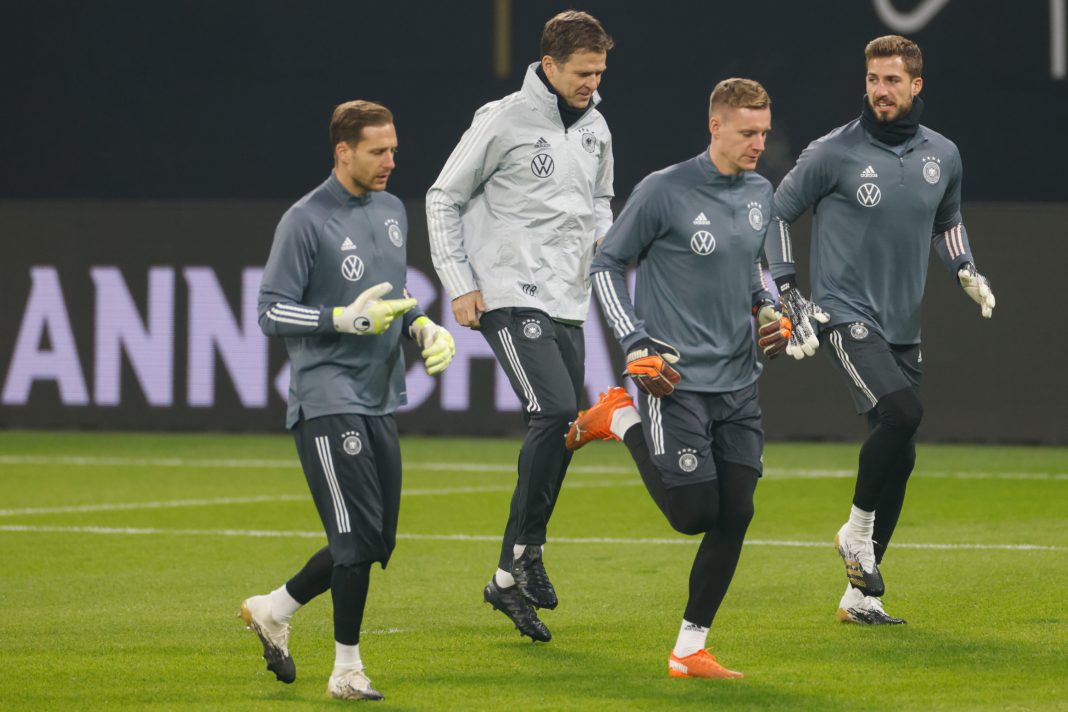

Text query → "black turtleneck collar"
[860,94,923,146]
[536,63,589,129]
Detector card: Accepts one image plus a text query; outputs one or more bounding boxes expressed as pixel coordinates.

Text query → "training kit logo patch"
[747,201,764,230]
[690,230,716,255]
[533,136,551,149]
[677,448,699,473]
[341,431,362,456]
[521,282,537,297]
[692,212,710,225]
[856,183,881,207]
[385,218,403,247]
[531,153,555,178]
[922,156,942,184]
[341,254,364,282]
[860,165,878,178]
[849,322,869,340]
[521,318,542,339]
[580,130,598,154]
[340,237,356,251]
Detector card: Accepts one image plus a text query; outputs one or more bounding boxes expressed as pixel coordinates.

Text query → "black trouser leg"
[286,546,333,604]
[331,563,370,646]
[676,464,758,627]
[853,388,923,511]
[872,436,916,564]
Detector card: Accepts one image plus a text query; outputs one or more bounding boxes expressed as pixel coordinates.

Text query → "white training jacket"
[426,62,614,322]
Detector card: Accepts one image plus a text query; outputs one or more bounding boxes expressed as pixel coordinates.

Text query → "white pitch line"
[0,524,1061,552]
[0,480,642,518]
[0,455,1063,480]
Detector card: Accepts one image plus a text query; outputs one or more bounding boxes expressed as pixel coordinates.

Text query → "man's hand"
[452,290,486,329]
[332,282,417,335]
[958,263,996,318]
[779,286,830,359]
[626,338,681,397]
[754,301,792,359]
[411,316,456,375]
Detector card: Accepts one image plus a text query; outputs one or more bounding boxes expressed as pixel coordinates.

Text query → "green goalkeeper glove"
[332,282,416,335]
[957,263,995,318]
[410,316,456,375]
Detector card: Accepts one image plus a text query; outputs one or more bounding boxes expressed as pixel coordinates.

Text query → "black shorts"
[292,412,402,568]
[820,322,923,414]
[636,382,764,490]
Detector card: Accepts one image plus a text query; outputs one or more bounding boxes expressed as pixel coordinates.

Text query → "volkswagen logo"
[531,153,555,178]
[690,230,716,255]
[341,254,364,282]
[856,183,881,207]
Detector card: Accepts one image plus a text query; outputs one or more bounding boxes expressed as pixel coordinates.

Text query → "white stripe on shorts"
[647,394,665,455]
[315,436,351,534]
[497,328,541,413]
[828,330,878,408]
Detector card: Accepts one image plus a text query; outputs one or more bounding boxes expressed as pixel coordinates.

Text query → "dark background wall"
[1,1,1066,442]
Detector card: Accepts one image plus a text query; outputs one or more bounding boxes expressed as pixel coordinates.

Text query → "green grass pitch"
[1,431,1065,711]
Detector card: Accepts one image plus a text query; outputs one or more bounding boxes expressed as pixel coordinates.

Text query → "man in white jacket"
[426,10,614,643]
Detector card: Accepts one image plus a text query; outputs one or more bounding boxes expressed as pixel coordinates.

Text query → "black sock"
[331,563,370,646]
[286,546,333,604]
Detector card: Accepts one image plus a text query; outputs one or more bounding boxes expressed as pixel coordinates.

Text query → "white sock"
[512,544,526,559]
[609,405,641,440]
[494,567,516,588]
[672,619,709,658]
[270,584,301,625]
[847,505,875,538]
[333,642,362,674]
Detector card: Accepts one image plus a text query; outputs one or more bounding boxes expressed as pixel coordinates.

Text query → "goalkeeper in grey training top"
[766,35,996,626]
[239,100,455,701]
[567,78,791,680]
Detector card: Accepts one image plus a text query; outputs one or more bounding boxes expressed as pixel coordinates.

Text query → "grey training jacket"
[426,62,614,322]
[768,119,975,344]
[258,174,424,428]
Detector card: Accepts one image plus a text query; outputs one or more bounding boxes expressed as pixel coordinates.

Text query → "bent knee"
[877,388,923,433]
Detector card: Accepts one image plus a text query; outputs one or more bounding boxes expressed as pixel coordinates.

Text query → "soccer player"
[567,78,791,679]
[426,11,614,642]
[766,36,996,625]
[240,100,456,700]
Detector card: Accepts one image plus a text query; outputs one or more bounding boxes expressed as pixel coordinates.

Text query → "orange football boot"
[565,387,635,451]
[668,649,744,679]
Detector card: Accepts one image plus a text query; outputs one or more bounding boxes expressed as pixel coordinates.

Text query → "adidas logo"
[669,659,688,674]
[860,165,878,178]
[692,212,710,225]
[340,237,356,251]
[534,136,551,149]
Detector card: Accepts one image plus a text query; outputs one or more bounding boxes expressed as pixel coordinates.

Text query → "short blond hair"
[709,78,771,119]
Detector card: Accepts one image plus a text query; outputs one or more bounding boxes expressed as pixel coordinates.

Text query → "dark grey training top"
[258,174,424,428]
[768,119,975,344]
[592,151,774,392]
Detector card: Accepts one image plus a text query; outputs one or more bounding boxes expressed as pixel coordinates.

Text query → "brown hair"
[329,100,393,149]
[864,35,923,78]
[540,10,614,63]
[708,78,771,119]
